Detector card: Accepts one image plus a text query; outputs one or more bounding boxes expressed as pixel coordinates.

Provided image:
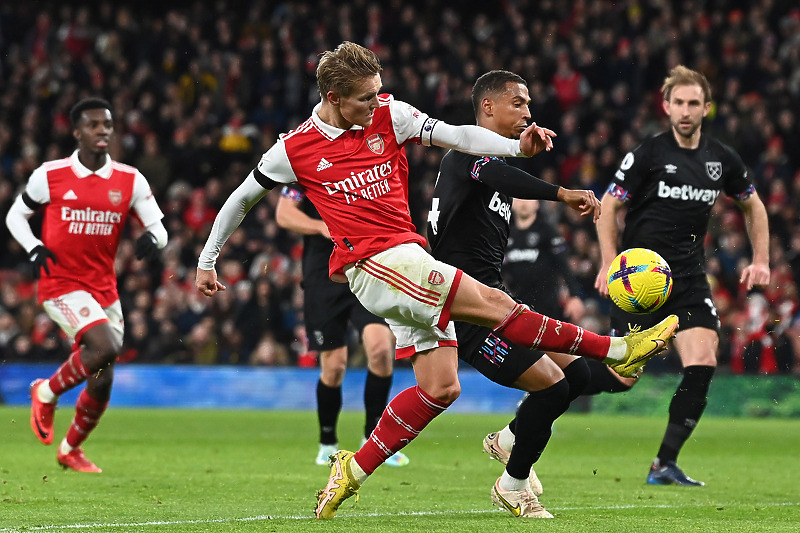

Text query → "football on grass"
[606,247,673,314]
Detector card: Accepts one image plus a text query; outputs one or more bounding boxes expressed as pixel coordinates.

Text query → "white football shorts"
[344,243,462,359]
[42,290,124,345]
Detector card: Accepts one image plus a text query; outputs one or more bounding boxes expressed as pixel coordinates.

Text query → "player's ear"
[326,90,340,106]
[481,97,493,117]
[661,98,670,115]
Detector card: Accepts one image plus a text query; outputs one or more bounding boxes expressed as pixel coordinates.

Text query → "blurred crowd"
[0,0,799,373]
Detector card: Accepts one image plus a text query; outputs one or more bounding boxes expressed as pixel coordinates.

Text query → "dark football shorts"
[610,274,720,335]
[456,321,545,388]
[303,276,386,351]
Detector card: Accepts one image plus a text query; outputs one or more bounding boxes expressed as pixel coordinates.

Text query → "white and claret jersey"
[24,151,164,306]
[257,94,431,278]
[607,131,754,278]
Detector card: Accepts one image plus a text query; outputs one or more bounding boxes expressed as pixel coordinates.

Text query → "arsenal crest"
[366,134,384,155]
[705,162,722,181]
[108,189,123,205]
[428,270,444,285]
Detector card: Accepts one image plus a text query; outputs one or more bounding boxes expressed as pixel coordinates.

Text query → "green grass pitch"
[1,407,799,532]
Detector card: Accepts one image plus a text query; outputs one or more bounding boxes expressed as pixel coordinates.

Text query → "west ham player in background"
[195,42,677,520]
[5,97,167,472]
[592,65,770,486]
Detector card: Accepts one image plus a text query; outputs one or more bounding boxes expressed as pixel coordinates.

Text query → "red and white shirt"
[23,151,163,306]
[257,94,435,277]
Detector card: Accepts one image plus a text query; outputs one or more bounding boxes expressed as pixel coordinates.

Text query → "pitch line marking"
[2,502,798,532]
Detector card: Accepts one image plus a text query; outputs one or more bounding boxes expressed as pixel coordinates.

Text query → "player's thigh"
[450,272,516,327]
[456,322,546,389]
[673,327,719,367]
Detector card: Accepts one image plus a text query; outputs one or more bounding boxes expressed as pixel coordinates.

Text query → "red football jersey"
[37,159,135,306]
[278,95,426,277]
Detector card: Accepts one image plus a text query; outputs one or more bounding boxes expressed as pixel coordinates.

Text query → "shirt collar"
[311,101,364,140]
[70,150,113,179]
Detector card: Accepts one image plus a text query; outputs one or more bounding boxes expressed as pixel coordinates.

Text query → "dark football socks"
[656,365,715,463]
[363,371,392,438]
[317,380,342,445]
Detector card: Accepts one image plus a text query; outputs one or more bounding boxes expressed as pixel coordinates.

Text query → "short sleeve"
[25,166,51,204]
[608,142,649,199]
[388,96,434,145]
[256,140,297,184]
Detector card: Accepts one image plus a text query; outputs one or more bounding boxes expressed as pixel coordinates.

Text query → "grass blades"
[1,407,799,532]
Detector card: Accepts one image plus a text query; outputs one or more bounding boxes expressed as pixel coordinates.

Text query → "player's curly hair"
[69,97,113,127]
[471,70,527,117]
[662,65,712,103]
[316,41,382,98]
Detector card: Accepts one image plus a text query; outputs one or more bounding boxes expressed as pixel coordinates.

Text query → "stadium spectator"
[0,0,797,375]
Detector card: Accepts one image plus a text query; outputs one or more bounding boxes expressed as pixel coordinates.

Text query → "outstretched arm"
[429,122,555,157]
[196,173,268,296]
[737,192,770,290]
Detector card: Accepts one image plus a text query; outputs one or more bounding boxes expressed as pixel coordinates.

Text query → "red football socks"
[65,389,108,448]
[495,304,611,360]
[355,386,450,474]
[49,349,91,396]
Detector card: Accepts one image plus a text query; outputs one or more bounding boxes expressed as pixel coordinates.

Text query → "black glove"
[135,231,160,261]
[29,245,57,279]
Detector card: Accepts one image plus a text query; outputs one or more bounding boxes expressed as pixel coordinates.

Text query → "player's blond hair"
[662,65,712,103]
[316,41,382,98]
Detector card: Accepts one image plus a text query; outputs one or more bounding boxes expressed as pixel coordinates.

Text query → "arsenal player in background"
[5,97,168,472]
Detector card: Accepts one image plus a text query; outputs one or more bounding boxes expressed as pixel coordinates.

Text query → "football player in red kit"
[194,42,678,518]
[5,97,167,472]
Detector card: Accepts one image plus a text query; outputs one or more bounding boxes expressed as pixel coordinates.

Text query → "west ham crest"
[705,162,722,181]
[108,189,123,205]
[367,134,384,155]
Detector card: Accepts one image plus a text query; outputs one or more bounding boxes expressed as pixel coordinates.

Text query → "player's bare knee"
[429,382,460,404]
[320,365,346,386]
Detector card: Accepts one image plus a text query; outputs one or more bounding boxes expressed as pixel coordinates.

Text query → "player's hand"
[134,232,160,261]
[196,267,226,297]
[520,122,556,156]
[557,188,601,222]
[28,245,57,279]
[594,266,610,297]
[740,262,770,290]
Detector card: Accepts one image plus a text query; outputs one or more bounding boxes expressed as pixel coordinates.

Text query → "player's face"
[337,74,382,129]
[663,84,710,140]
[489,82,531,139]
[74,108,113,154]
[512,198,538,219]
